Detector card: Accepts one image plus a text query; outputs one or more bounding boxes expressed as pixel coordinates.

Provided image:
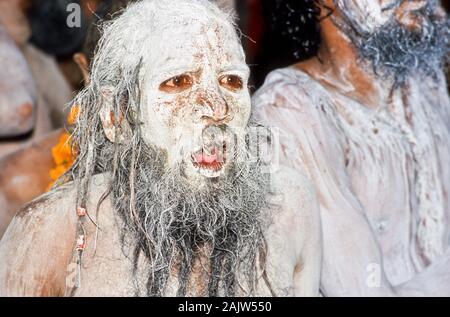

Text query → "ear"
[73,53,90,85]
[99,87,132,143]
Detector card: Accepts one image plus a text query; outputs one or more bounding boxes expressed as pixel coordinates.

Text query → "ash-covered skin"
[334,0,450,84]
[316,0,450,262]
[0,23,36,138]
[112,133,270,297]
[138,16,251,180]
[253,0,450,295]
[69,0,271,296]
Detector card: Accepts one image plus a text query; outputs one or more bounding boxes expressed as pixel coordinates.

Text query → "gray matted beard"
[111,133,272,297]
[335,2,450,85]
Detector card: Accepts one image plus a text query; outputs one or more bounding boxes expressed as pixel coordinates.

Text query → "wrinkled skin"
[136,19,251,179]
[96,3,251,180]
[0,0,322,297]
[254,0,450,296]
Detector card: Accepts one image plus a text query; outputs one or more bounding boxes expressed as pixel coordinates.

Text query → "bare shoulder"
[0,174,110,296]
[252,66,318,108]
[252,66,331,143]
[270,165,319,218]
[11,173,110,225]
[13,185,75,222]
[0,184,75,295]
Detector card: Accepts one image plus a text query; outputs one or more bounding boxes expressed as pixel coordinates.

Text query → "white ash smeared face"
[138,7,251,180]
[92,0,251,181]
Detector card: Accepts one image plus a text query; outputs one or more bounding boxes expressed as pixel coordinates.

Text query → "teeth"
[190,138,227,179]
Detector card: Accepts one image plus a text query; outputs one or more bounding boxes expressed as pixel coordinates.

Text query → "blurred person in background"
[0,0,73,146]
[253,0,450,296]
[0,0,130,239]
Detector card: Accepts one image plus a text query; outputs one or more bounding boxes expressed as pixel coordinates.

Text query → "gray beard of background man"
[336,0,449,84]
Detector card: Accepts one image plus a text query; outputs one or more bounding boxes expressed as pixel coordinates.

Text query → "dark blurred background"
[20,0,450,92]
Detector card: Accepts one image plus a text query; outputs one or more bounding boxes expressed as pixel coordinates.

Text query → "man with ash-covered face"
[254,0,450,295]
[0,0,321,296]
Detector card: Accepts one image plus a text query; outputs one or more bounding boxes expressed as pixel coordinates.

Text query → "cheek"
[142,80,185,125]
[154,101,177,125]
[140,101,174,148]
[143,98,197,157]
[226,94,251,128]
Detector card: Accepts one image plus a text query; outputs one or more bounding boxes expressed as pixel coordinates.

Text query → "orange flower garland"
[67,103,80,126]
[47,105,80,190]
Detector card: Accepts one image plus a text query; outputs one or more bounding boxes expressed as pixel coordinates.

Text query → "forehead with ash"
[88,0,244,88]
[98,1,239,58]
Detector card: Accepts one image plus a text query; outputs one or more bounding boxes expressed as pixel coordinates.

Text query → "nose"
[196,90,231,125]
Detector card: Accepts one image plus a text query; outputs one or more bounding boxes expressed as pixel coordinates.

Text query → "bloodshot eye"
[219,75,243,92]
[159,74,193,93]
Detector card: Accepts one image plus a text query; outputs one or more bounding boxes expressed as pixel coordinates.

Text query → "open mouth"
[191,143,227,176]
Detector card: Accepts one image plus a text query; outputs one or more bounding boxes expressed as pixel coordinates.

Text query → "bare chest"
[66,209,296,297]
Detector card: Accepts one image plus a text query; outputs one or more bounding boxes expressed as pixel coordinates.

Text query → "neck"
[295,9,396,108]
